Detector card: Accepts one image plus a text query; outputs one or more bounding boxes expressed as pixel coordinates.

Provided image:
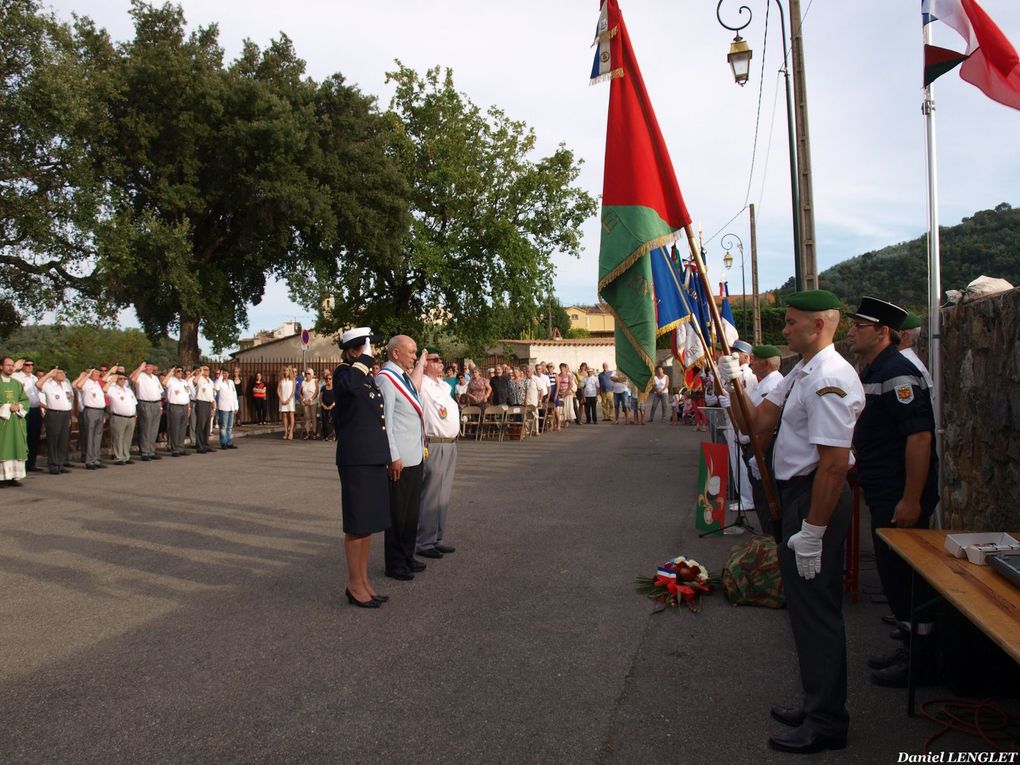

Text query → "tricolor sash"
[376,368,423,419]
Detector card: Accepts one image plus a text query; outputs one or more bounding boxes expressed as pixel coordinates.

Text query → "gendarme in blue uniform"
[853,344,939,509]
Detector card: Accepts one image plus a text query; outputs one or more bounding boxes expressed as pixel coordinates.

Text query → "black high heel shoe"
[371,594,389,603]
[345,588,380,608]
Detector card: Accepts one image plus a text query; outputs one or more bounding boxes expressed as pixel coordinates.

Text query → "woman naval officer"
[333,327,392,608]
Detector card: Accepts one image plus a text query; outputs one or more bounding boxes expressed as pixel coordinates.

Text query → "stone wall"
[937,286,1020,531]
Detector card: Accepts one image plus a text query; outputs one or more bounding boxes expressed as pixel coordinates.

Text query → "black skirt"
[338,464,391,535]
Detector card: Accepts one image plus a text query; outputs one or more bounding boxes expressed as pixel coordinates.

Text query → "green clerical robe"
[0,375,29,479]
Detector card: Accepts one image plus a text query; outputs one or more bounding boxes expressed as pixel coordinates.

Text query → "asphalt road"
[0,421,1002,763]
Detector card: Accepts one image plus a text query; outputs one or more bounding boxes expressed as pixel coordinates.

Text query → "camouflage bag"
[722,535,785,608]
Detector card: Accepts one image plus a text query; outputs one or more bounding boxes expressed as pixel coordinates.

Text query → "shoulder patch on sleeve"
[894,384,914,404]
[815,386,847,398]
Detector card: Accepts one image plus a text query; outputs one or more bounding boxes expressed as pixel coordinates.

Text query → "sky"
[43,0,1020,353]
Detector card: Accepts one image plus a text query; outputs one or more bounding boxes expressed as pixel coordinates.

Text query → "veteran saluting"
[333,327,391,609]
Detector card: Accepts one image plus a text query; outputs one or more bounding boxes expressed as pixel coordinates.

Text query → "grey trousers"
[80,408,105,465]
[110,414,136,462]
[194,400,213,450]
[649,390,670,421]
[167,403,188,453]
[136,401,161,456]
[777,475,852,738]
[45,409,71,469]
[187,402,197,443]
[416,442,457,551]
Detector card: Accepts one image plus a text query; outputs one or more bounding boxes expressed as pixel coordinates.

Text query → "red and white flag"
[923,0,1020,110]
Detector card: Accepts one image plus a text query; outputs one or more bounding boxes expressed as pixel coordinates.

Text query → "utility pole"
[788,0,817,290]
[749,203,762,344]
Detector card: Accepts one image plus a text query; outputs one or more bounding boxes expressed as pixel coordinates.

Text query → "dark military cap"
[785,289,842,311]
[847,296,908,330]
[424,346,441,356]
[732,340,753,355]
[901,313,922,330]
[751,344,781,359]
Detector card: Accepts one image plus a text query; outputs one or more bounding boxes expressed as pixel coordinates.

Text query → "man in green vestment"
[0,356,30,486]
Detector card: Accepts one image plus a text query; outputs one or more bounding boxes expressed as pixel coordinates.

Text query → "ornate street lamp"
[727,33,752,86]
[720,233,748,338]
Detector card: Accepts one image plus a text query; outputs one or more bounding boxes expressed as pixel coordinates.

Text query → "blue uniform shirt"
[853,344,939,507]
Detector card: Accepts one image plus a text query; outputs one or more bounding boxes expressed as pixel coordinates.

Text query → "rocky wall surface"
[938,286,1020,531]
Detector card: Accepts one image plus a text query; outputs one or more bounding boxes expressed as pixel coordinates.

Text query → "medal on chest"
[438,405,448,419]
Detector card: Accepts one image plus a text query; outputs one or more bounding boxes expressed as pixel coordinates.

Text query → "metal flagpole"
[922,15,944,529]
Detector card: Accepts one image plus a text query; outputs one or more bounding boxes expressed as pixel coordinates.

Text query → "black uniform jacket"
[853,344,939,507]
[333,355,390,467]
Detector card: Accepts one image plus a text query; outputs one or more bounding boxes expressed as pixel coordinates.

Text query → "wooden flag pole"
[682,223,781,524]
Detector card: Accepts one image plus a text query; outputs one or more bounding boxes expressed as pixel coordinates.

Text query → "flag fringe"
[594,298,657,394]
[589,68,624,86]
[592,26,619,46]
[596,230,679,293]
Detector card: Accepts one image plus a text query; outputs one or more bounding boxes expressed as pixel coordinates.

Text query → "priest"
[0,356,30,487]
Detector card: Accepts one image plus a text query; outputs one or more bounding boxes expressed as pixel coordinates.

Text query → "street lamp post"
[720,233,748,338]
[716,0,806,292]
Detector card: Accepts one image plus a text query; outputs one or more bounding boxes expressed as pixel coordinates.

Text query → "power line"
[741,1,772,209]
[756,69,784,214]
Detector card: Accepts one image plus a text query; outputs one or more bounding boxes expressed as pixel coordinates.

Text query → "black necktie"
[403,372,416,394]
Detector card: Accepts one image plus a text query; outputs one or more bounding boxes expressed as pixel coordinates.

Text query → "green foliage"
[778,203,1020,310]
[2,324,174,371]
[730,304,789,345]
[86,2,408,364]
[0,0,113,317]
[295,64,597,355]
[566,327,591,339]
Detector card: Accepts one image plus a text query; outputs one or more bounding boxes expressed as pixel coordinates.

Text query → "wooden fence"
[228,358,342,424]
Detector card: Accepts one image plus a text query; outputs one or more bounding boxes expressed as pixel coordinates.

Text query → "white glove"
[716,353,741,386]
[718,393,731,408]
[360,339,374,358]
[748,455,762,480]
[787,520,826,580]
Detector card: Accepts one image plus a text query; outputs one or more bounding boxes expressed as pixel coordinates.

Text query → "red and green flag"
[592,0,692,394]
[695,441,729,533]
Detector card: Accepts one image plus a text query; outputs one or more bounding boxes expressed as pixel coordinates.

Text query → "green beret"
[901,313,921,330]
[425,346,441,355]
[785,289,842,311]
[751,344,781,359]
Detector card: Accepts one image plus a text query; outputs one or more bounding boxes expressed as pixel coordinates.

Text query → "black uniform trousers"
[384,462,424,574]
[194,400,213,450]
[869,499,936,624]
[25,407,42,469]
[45,409,70,471]
[776,473,852,738]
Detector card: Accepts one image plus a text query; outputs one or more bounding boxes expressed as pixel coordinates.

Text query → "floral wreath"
[635,555,718,613]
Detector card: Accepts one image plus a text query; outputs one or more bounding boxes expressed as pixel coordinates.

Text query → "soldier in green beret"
[717,289,865,753]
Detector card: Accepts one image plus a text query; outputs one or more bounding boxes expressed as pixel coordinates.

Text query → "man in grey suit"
[376,335,428,581]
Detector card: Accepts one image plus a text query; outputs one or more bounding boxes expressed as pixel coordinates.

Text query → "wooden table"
[877,528,1020,714]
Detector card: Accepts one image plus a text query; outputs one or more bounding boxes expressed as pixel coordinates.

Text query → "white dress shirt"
[165,377,191,405]
[12,371,40,407]
[80,378,107,409]
[214,379,239,411]
[764,344,865,480]
[135,372,164,402]
[40,379,73,411]
[193,376,216,404]
[421,374,460,439]
[108,383,138,416]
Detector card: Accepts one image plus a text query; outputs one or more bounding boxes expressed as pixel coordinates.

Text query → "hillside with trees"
[778,203,1020,310]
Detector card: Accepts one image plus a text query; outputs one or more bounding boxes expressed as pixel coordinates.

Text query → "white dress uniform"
[133,372,164,459]
[416,374,461,555]
[762,342,864,742]
[78,378,107,467]
[108,382,138,463]
[726,365,759,510]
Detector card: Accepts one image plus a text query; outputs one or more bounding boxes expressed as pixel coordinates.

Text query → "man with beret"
[131,361,164,461]
[376,334,428,581]
[333,328,391,607]
[36,366,73,474]
[719,290,864,754]
[897,313,934,390]
[848,297,939,688]
[416,347,460,560]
